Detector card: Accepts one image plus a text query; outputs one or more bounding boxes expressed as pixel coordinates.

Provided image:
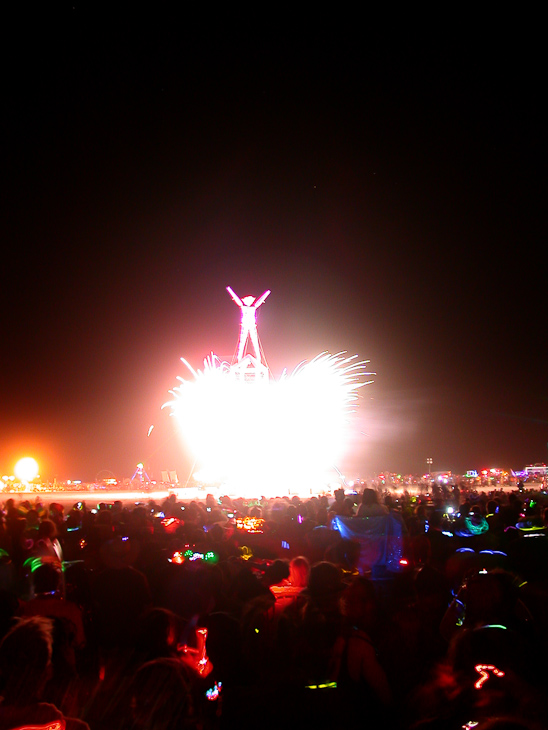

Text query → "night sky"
[1,7,546,482]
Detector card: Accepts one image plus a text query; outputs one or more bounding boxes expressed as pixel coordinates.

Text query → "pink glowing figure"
[226,286,270,363]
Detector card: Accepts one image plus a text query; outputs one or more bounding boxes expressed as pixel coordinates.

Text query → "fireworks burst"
[163,351,373,496]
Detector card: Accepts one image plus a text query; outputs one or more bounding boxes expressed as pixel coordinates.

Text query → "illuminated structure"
[131,462,151,486]
[226,286,270,381]
[164,288,373,496]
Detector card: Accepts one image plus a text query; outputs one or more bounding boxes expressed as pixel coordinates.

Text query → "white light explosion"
[164,350,373,497]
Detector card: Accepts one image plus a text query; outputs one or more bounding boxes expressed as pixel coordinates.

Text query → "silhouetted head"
[0,616,54,702]
[289,556,310,587]
[361,489,379,506]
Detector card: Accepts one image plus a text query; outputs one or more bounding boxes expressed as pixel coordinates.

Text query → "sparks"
[163,289,374,496]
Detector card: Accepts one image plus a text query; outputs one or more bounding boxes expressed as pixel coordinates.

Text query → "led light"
[206,681,222,701]
[305,681,337,690]
[474,664,505,689]
[236,516,265,533]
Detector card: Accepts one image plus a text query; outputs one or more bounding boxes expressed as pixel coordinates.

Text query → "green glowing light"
[464,516,489,535]
[23,557,44,574]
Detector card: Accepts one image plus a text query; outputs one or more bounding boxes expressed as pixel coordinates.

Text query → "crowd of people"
[1,484,548,729]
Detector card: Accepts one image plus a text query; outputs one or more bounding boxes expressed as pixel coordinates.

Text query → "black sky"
[1,7,546,482]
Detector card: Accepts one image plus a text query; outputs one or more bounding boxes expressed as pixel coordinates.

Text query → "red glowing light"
[235,516,265,533]
[474,664,505,689]
[161,517,181,534]
[12,722,64,729]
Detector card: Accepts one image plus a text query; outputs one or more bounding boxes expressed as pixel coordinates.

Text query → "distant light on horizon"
[14,456,39,483]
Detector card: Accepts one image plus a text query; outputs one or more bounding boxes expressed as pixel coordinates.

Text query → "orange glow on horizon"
[0,436,62,483]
